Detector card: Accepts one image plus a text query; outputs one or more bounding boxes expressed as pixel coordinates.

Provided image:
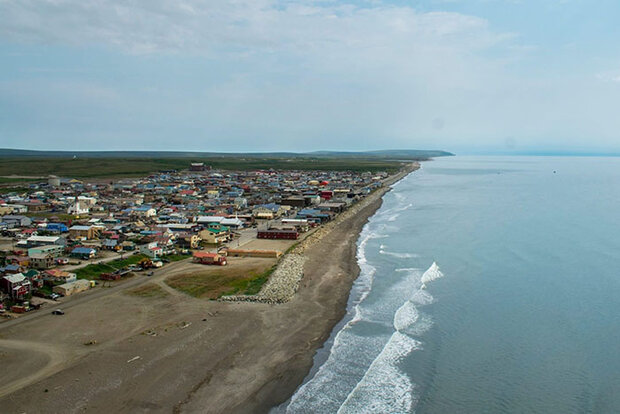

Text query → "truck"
[193,252,227,266]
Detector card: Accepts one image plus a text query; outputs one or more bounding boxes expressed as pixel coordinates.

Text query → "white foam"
[379,249,418,259]
[421,261,444,287]
[393,300,419,331]
[286,330,389,413]
[285,203,442,414]
[411,288,434,306]
[337,332,421,414]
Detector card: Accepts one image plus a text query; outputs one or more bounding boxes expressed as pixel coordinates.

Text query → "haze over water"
[282,156,620,413]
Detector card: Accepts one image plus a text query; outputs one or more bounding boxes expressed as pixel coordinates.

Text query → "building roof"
[69,225,92,231]
[3,273,26,283]
[197,216,225,223]
[72,247,96,254]
[193,252,220,258]
[27,235,62,242]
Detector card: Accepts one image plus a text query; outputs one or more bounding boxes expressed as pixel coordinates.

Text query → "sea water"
[277,156,620,413]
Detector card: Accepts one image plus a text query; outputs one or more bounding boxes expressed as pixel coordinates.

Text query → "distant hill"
[308,149,454,159]
[0,148,454,160]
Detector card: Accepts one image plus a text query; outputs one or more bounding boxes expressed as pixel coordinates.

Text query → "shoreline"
[0,163,419,414]
[254,162,420,412]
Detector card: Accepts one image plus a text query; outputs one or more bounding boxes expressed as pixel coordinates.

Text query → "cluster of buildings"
[0,165,388,310]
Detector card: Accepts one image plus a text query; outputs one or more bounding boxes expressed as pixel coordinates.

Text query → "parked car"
[50,293,60,300]
[51,309,65,315]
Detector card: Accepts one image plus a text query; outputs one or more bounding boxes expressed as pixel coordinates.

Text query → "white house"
[221,218,244,230]
[139,242,163,259]
[67,198,89,215]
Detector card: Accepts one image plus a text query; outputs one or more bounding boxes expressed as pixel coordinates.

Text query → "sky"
[1,0,620,154]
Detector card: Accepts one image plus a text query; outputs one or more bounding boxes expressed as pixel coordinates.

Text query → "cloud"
[0,0,509,56]
[6,0,616,153]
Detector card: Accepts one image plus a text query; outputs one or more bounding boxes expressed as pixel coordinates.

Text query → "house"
[44,269,77,284]
[25,235,67,248]
[67,197,89,215]
[0,264,23,275]
[130,206,157,218]
[45,223,69,233]
[199,225,230,245]
[120,241,136,251]
[281,218,310,232]
[6,205,28,214]
[320,190,333,200]
[221,218,244,230]
[190,162,208,171]
[318,202,347,213]
[102,239,119,250]
[71,247,97,260]
[2,215,32,228]
[23,269,43,289]
[1,273,31,300]
[252,203,286,219]
[28,244,65,258]
[176,233,201,249]
[233,197,248,209]
[139,242,163,259]
[281,196,307,208]
[69,225,99,240]
[53,279,90,296]
[196,216,225,225]
[29,253,55,270]
[0,205,13,216]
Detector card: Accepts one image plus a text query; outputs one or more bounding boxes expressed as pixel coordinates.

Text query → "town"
[0,162,391,317]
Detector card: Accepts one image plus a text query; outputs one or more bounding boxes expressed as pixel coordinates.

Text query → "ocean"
[276,156,620,413]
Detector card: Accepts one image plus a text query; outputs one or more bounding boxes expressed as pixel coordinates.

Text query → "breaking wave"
[379,249,418,259]
[421,262,444,288]
[282,178,445,414]
[336,332,421,414]
[336,262,443,413]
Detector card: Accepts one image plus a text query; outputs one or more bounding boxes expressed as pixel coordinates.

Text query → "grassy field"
[125,283,167,298]
[0,186,30,194]
[0,177,41,184]
[0,156,404,179]
[165,261,276,299]
[74,253,148,280]
[165,253,190,262]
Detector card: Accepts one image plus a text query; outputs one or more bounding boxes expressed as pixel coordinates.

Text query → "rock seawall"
[220,162,418,304]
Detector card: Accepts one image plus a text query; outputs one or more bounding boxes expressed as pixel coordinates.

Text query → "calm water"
[278,156,620,413]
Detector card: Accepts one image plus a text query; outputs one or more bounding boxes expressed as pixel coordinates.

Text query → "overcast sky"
[1,0,620,153]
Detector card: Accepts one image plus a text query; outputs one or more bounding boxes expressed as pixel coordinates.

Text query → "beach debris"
[127,356,141,363]
[180,322,191,329]
[83,339,97,346]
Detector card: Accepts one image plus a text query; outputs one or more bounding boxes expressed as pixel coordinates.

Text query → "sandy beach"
[0,163,418,414]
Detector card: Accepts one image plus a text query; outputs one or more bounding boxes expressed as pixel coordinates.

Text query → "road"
[0,258,193,332]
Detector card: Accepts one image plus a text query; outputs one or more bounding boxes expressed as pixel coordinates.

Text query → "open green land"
[165,263,276,299]
[0,148,452,179]
[126,283,168,298]
[75,253,151,280]
[0,157,405,178]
